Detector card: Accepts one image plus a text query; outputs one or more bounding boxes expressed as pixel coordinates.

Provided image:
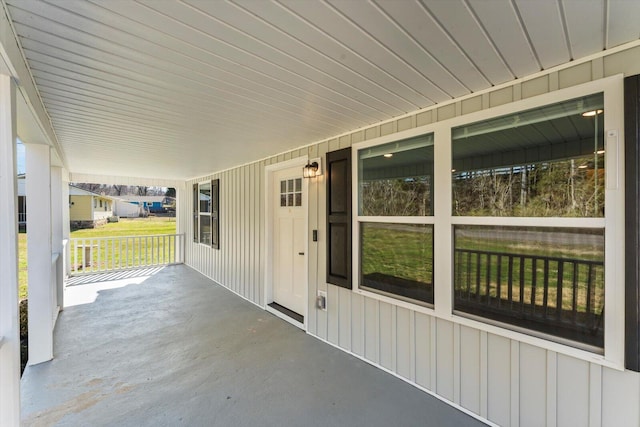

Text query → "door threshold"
[267,302,304,328]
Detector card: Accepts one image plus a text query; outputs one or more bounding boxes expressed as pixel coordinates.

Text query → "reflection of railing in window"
[454,248,604,347]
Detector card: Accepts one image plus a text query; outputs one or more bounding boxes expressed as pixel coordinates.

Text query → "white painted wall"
[182,45,640,426]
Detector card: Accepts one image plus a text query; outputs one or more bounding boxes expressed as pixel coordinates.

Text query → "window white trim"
[350,75,625,369]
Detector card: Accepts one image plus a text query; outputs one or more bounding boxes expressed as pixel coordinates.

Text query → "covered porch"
[1,1,640,426]
[21,265,481,427]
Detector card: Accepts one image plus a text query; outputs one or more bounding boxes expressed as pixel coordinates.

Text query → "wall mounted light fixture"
[303,159,322,178]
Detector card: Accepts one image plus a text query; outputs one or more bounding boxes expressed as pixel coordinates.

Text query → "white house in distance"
[1,2,640,426]
[117,195,167,214]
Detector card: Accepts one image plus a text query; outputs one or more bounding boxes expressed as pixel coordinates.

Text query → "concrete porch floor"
[21,265,485,427]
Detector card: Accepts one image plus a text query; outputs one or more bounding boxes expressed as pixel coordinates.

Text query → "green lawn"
[70,216,176,238]
[360,224,603,315]
[18,217,176,300]
[18,232,27,300]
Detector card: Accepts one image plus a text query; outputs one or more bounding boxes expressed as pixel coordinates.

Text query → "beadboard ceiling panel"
[4,0,639,181]
[515,0,570,68]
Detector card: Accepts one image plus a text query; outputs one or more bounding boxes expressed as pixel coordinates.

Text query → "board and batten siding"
[183,44,640,427]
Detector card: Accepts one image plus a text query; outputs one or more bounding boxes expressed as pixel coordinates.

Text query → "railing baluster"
[587,263,594,321]
[507,255,513,309]
[531,258,537,313]
[543,259,549,317]
[496,255,502,308]
[556,261,564,321]
[163,235,167,265]
[465,251,471,299]
[572,262,579,323]
[519,256,525,312]
[96,239,101,272]
[475,252,481,303]
[485,253,491,305]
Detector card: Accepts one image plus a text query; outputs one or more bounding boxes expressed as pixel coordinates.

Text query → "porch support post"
[25,143,53,365]
[0,74,20,427]
[62,174,70,278]
[51,167,64,311]
[175,184,184,263]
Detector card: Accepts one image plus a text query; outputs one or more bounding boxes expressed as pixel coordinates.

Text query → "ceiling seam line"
[370,0,475,92]
[141,0,393,117]
[28,46,370,127]
[322,0,452,101]
[16,19,378,124]
[226,0,418,111]
[22,33,380,125]
[462,0,516,79]
[29,59,356,127]
[273,0,436,106]
[509,0,543,71]
[34,68,351,129]
[34,0,388,122]
[557,0,574,61]
[412,0,493,87]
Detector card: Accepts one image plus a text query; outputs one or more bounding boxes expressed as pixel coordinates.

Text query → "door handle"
[298,252,305,255]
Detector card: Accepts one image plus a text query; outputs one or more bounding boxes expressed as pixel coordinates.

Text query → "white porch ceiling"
[4,0,640,181]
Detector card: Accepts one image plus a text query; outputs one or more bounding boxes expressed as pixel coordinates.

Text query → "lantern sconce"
[303,158,322,178]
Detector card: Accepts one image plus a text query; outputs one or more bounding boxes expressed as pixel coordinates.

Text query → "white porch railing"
[69,234,184,274]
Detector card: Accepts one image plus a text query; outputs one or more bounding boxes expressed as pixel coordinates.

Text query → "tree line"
[71,184,175,197]
[453,155,604,217]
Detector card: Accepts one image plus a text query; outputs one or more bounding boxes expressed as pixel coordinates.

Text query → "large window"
[194,179,220,249]
[452,94,606,349]
[352,78,624,362]
[452,93,605,218]
[357,134,434,304]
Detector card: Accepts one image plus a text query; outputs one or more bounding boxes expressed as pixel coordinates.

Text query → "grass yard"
[19,232,27,300]
[18,217,176,299]
[71,216,176,238]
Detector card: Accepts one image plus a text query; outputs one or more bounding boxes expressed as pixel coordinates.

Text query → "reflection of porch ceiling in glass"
[362,148,433,181]
[360,133,433,181]
[453,94,604,171]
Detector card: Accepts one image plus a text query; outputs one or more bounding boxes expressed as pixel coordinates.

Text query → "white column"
[51,167,63,312]
[25,143,53,365]
[175,185,184,263]
[0,74,20,427]
[62,174,70,278]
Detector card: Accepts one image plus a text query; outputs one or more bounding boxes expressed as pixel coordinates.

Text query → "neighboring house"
[69,186,114,229]
[118,195,166,213]
[112,198,143,218]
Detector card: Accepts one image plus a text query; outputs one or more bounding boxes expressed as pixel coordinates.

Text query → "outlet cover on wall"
[316,290,327,311]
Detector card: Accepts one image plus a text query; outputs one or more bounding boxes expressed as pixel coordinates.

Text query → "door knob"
[298,252,305,255]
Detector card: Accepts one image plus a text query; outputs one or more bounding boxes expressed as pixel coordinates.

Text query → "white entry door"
[272,167,306,317]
